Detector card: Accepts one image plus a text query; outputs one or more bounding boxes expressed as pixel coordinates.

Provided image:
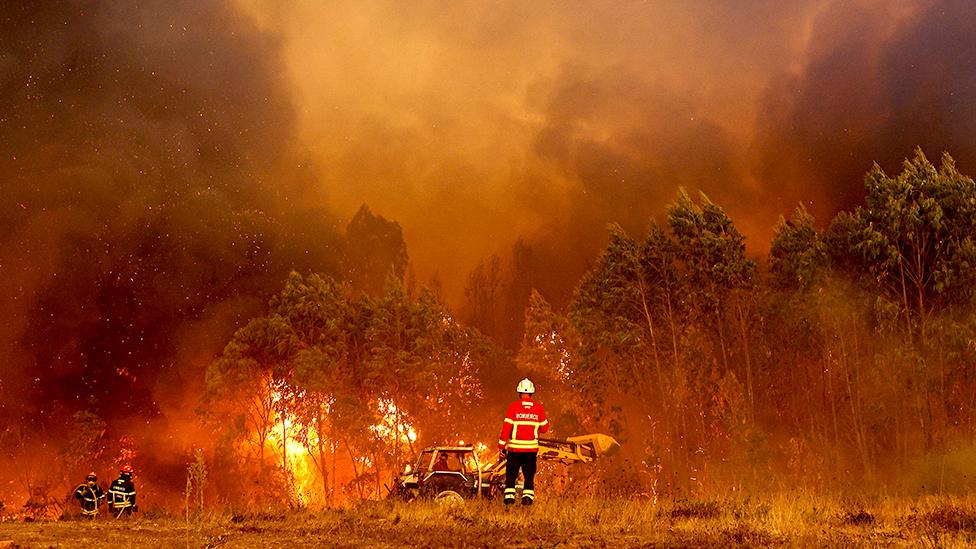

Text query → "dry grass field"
[1,493,975,548]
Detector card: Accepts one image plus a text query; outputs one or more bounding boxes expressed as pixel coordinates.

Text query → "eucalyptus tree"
[205,315,287,466]
[344,205,409,298]
[517,289,586,435]
[765,206,840,476]
[826,149,976,343]
[571,225,657,401]
[825,149,976,456]
[769,204,828,292]
[567,217,712,492]
[273,273,358,502]
[667,190,757,419]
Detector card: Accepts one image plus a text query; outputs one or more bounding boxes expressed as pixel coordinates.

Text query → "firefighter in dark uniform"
[108,465,137,517]
[73,472,106,518]
[498,378,549,506]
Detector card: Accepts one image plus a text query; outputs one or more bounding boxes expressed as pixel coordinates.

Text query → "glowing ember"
[534,330,574,381]
[371,399,418,445]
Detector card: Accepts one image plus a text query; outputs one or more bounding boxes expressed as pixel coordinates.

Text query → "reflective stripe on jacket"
[498,397,549,452]
[74,484,105,514]
[109,478,137,508]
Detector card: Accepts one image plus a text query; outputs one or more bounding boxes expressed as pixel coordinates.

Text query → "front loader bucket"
[567,433,619,456]
[536,433,620,464]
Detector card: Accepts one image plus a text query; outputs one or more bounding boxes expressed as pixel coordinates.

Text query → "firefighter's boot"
[521,489,534,506]
[504,488,516,505]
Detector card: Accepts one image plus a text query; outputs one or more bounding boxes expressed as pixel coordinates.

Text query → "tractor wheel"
[422,475,467,500]
[434,490,464,507]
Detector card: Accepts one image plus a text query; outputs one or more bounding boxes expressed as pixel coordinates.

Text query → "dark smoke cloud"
[0,1,341,430]
[533,65,741,240]
[754,0,976,223]
[510,65,744,309]
[502,0,976,311]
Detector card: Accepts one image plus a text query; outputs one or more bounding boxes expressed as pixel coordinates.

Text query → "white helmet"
[516,378,535,394]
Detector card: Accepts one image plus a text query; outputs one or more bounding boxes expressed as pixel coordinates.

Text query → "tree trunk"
[331,441,338,504]
[343,437,365,499]
[898,260,914,345]
[638,280,667,404]
[666,293,679,366]
[715,306,729,374]
[315,412,329,504]
[837,319,871,482]
[281,414,288,472]
[969,378,976,445]
[374,450,383,499]
[824,353,840,463]
[664,290,685,489]
[735,298,755,424]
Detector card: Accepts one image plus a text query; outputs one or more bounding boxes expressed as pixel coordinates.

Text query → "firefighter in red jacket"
[498,377,549,505]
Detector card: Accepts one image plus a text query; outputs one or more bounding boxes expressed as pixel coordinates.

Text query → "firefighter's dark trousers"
[504,451,538,505]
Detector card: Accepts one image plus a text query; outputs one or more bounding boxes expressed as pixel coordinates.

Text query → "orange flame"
[371,399,417,445]
[263,390,419,504]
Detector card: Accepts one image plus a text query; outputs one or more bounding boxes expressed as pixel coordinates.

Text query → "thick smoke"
[252,0,976,309]
[518,0,976,310]
[754,0,976,222]
[0,1,341,436]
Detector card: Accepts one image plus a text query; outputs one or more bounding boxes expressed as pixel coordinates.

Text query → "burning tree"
[204,271,497,505]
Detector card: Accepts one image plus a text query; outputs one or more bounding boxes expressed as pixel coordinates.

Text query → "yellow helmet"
[516,378,535,394]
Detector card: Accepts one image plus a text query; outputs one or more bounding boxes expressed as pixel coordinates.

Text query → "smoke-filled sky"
[2,0,975,426]
[240,0,976,299]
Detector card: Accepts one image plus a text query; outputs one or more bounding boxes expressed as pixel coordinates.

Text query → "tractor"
[388,433,618,504]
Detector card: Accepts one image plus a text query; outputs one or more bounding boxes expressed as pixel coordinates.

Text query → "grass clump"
[911,502,976,532]
[841,509,875,526]
[668,499,722,519]
[721,522,782,546]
